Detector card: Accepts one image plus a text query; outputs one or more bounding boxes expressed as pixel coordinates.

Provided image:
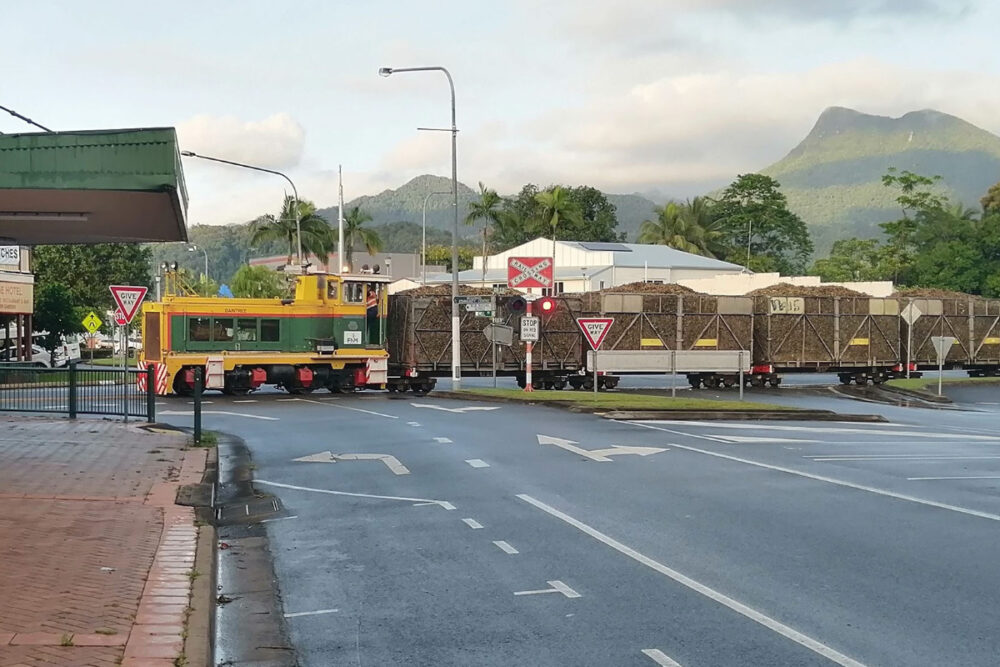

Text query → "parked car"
[0,344,64,368]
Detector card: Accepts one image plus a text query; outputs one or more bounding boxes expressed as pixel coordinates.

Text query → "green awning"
[0,127,189,244]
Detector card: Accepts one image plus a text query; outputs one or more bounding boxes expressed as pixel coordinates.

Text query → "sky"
[2,0,998,226]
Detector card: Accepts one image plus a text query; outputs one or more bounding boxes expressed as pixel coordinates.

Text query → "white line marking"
[465,459,490,468]
[513,580,581,598]
[159,410,278,421]
[517,494,864,666]
[256,480,454,510]
[260,515,298,523]
[811,456,1000,462]
[292,451,410,475]
[631,422,1000,522]
[462,518,483,529]
[433,437,453,443]
[716,436,817,444]
[908,476,1000,481]
[284,608,339,618]
[291,398,398,419]
[638,421,1000,441]
[411,403,502,413]
[233,399,258,403]
[642,648,683,666]
[493,540,519,554]
[408,421,421,426]
[188,400,214,404]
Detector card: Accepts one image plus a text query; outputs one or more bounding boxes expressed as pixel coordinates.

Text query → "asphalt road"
[152,383,1000,667]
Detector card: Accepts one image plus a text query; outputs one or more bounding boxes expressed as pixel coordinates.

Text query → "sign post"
[82,312,102,364]
[901,302,922,379]
[110,285,148,422]
[577,317,614,394]
[931,335,956,397]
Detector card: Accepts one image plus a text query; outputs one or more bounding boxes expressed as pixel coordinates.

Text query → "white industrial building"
[424,238,747,293]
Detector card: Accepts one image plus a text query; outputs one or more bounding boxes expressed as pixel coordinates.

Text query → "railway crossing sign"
[520,316,540,342]
[109,285,148,324]
[508,257,553,289]
[901,303,923,325]
[577,317,614,350]
[82,311,102,334]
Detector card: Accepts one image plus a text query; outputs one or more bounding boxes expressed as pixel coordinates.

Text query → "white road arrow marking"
[433,437,453,444]
[537,435,667,462]
[514,580,581,598]
[642,648,683,666]
[293,451,410,475]
[411,403,502,413]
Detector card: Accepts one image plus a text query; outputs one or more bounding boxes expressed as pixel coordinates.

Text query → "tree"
[810,238,890,282]
[535,186,584,260]
[496,184,621,251]
[638,197,722,257]
[230,265,287,298]
[563,186,621,242]
[34,283,79,358]
[342,206,383,270]
[424,245,475,272]
[981,181,1000,217]
[250,196,334,264]
[32,244,153,311]
[879,168,949,283]
[466,182,504,282]
[712,173,813,273]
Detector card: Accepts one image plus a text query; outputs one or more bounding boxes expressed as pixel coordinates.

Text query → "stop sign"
[114,309,127,326]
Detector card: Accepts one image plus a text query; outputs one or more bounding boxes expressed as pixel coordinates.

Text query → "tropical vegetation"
[341,206,383,270]
[250,196,335,264]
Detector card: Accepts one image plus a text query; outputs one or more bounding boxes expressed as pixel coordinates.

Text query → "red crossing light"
[537,297,556,313]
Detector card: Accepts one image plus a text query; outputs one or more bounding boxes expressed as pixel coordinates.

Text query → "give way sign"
[109,285,148,324]
[508,257,553,289]
[577,317,614,350]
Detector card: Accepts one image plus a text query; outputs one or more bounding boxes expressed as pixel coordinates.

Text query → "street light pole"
[380,65,462,388]
[188,245,208,280]
[421,190,450,284]
[180,151,303,266]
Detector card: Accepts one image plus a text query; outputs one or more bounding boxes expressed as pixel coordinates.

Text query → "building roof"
[0,128,188,244]
[557,240,743,271]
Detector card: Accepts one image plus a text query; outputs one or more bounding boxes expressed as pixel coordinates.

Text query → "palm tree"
[465,182,504,284]
[343,206,382,270]
[250,196,334,264]
[638,198,722,257]
[535,186,583,279]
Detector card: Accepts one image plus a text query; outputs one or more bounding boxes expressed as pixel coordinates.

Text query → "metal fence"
[0,363,155,421]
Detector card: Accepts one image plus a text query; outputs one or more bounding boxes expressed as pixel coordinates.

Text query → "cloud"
[176,113,305,169]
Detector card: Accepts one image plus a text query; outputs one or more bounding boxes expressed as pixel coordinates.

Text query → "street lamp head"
[180,150,196,157]
[378,67,393,77]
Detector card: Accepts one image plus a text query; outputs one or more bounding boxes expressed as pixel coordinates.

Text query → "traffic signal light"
[507,296,527,313]
[537,297,556,313]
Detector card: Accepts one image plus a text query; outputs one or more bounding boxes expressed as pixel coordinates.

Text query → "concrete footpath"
[0,416,210,667]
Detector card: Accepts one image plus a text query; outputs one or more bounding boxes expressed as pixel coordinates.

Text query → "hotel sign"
[0,281,32,314]
[0,246,20,267]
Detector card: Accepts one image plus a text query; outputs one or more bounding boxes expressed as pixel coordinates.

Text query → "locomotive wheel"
[172,370,193,397]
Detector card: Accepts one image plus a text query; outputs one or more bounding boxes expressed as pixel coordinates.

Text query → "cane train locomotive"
[138,271,430,396]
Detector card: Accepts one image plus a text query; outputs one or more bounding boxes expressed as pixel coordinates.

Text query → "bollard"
[193,367,203,445]
[146,364,156,423]
[68,361,78,419]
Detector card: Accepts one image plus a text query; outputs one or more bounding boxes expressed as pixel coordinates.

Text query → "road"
[153,383,1000,667]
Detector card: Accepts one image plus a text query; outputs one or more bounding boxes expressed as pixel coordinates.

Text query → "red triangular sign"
[110,285,148,324]
[577,317,614,350]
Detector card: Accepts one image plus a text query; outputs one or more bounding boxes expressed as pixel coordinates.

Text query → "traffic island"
[433,388,887,422]
[880,376,1000,404]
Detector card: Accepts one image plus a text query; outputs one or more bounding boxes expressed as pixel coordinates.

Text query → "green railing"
[0,362,155,421]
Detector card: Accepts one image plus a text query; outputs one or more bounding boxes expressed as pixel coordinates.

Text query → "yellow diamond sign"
[82,311,103,334]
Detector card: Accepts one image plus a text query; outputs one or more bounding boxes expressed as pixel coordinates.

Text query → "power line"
[0,104,52,132]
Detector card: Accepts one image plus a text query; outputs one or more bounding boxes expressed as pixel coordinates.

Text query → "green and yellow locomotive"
[139,271,401,395]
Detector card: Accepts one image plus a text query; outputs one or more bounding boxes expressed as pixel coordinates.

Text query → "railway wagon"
[751,294,903,386]
[140,272,403,395]
[897,295,1000,375]
[387,289,590,389]
[573,289,754,388]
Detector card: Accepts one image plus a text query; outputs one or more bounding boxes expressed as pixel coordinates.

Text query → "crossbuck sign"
[508,257,553,289]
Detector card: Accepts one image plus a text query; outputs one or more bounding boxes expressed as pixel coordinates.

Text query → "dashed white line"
[233,399,258,403]
[284,608,339,618]
[433,437,453,444]
[631,421,1000,522]
[465,459,490,468]
[462,518,483,529]
[493,540,519,554]
[810,455,1000,462]
[261,515,298,523]
[908,475,1000,481]
[256,480,455,510]
[642,648,683,666]
[518,493,865,667]
[408,421,421,426]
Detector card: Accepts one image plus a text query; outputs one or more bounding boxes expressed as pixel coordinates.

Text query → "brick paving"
[0,416,207,667]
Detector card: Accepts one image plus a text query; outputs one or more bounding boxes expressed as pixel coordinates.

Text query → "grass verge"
[453,388,798,411]
[887,376,1000,392]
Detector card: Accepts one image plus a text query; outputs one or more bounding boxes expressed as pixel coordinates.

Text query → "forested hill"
[762,106,1000,253]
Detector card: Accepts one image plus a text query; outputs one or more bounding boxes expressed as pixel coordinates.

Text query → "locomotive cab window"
[326,279,339,300]
[261,319,280,342]
[236,319,258,342]
[189,317,211,342]
[344,282,365,303]
[214,318,235,342]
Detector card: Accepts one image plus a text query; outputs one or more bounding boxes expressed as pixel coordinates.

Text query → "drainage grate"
[216,496,283,524]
